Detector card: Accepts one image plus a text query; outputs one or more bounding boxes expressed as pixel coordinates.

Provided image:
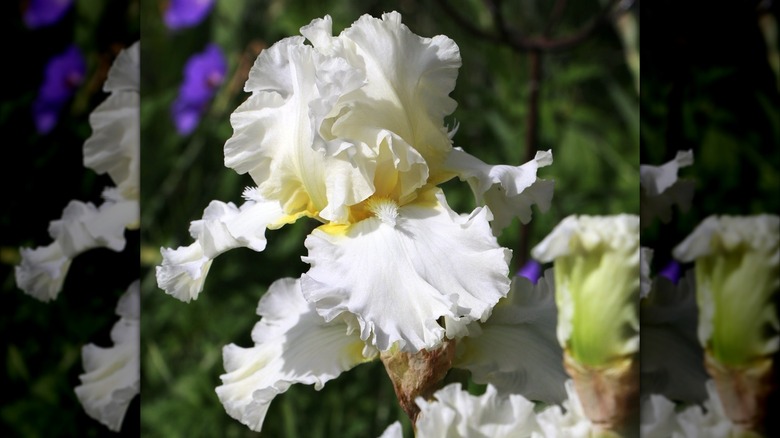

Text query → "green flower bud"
[673,215,779,367]
[532,214,640,368]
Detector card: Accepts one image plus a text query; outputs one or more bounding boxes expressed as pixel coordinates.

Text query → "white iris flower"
[156,12,553,354]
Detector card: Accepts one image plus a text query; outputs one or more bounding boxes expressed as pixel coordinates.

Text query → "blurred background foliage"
[1,0,139,436]
[140,0,637,436]
[639,0,780,275]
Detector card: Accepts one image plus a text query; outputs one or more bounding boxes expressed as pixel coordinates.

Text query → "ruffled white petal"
[84,42,139,202]
[640,394,681,438]
[75,281,140,432]
[445,148,554,232]
[224,37,371,222]
[16,198,137,301]
[535,380,594,438]
[302,189,511,352]
[156,192,289,302]
[49,199,137,256]
[415,383,539,438]
[640,150,694,226]
[156,242,212,302]
[83,91,139,201]
[675,380,735,438]
[324,11,461,179]
[216,277,372,432]
[640,150,693,196]
[672,214,780,261]
[16,43,140,303]
[454,270,567,404]
[14,242,71,302]
[229,12,461,221]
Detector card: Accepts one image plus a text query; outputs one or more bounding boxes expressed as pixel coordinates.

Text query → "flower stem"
[379,339,457,424]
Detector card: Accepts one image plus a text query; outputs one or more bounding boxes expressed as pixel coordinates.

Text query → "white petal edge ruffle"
[415,383,539,438]
[444,148,554,233]
[156,189,290,302]
[215,277,374,432]
[302,189,511,352]
[74,280,140,432]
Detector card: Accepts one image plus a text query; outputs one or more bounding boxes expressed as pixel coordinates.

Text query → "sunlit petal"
[445,148,554,232]
[302,189,511,352]
[157,192,289,302]
[216,278,373,432]
[416,383,539,437]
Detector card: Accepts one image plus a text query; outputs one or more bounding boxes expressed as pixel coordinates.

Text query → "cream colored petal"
[640,394,680,438]
[330,11,461,177]
[224,37,369,221]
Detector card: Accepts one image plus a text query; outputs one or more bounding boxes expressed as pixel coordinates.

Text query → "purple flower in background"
[23,0,74,28]
[33,45,86,134]
[659,259,682,284]
[163,0,215,30]
[517,259,543,284]
[171,43,226,135]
